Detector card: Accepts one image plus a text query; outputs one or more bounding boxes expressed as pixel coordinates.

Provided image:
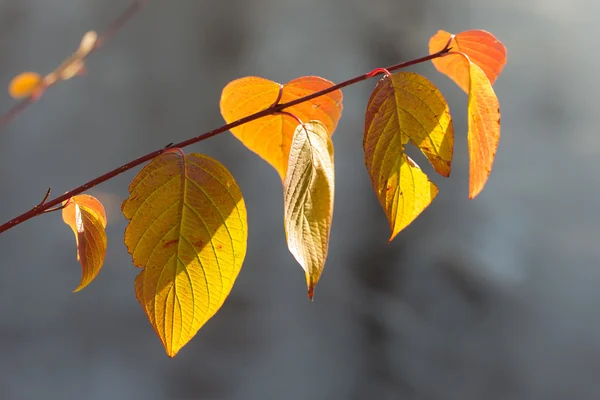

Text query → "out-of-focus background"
[0,0,597,399]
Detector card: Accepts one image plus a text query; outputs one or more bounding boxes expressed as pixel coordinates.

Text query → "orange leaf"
[8,72,42,99]
[220,76,343,180]
[122,151,248,357]
[464,59,501,198]
[429,29,506,93]
[61,194,107,292]
[364,72,452,240]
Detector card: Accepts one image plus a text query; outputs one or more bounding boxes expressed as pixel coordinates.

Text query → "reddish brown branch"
[0,0,147,130]
[0,43,451,234]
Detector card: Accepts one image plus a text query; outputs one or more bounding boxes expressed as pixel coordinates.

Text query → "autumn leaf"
[364,72,453,240]
[429,29,507,93]
[9,72,42,99]
[429,30,503,198]
[220,76,343,180]
[122,150,247,357]
[283,121,334,299]
[464,59,501,198]
[61,194,107,292]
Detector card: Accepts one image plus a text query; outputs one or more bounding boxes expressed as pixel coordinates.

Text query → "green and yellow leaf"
[364,72,452,240]
[61,194,107,292]
[122,150,247,357]
[283,121,334,299]
[220,76,343,180]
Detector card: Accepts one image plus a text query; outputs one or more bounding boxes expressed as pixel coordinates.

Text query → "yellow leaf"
[364,72,452,240]
[61,194,107,292]
[220,76,343,180]
[365,72,453,178]
[122,151,248,357]
[283,121,334,299]
[8,72,42,99]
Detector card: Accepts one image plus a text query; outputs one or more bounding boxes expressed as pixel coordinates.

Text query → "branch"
[0,43,451,235]
[0,0,147,130]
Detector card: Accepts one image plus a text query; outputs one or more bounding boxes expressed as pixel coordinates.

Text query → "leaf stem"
[366,67,392,80]
[0,43,451,234]
[276,111,303,126]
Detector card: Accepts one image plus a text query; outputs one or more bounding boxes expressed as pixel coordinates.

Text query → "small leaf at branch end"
[283,121,334,299]
[61,194,107,292]
[466,61,501,199]
[77,31,98,56]
[364,72,448,240]
[220,76,343,180]
[9,72,42,99]
[429,29,507,93]
[122,152,248,357]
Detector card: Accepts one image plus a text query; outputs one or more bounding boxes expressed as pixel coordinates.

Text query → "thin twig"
[0,43,452,235]
[36,187,52,207]
[0,0,147,131]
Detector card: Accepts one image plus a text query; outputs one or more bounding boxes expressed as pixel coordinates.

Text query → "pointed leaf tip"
[61,194,107,292]
[307,284,315,300]
[122,151,248,357]
[283,121,335,296]
[364,72,450,239]
[220,76,343,180]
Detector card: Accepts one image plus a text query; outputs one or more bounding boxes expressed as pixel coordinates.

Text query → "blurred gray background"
[0,0,597,399]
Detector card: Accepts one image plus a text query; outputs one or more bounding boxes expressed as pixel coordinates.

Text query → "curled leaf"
[61,194,107,292]
[429,29,507,93]
[220,76,343,180]
[122,150,248,357]
[283,121,334,299]
[364,72,452,240]
[8,72,42,99]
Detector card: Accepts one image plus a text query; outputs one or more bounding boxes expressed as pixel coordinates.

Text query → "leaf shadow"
[402,91,454,179]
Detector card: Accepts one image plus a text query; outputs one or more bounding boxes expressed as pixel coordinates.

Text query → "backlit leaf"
[220,76,343,180]
[9,72,42,99]
[283,121,334,299]
[464,59,501,198]
[429,30,503,198]
[122,150,247,357]
[364,72,452,240]
[61,194,107,292]
[429,29,507,93]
